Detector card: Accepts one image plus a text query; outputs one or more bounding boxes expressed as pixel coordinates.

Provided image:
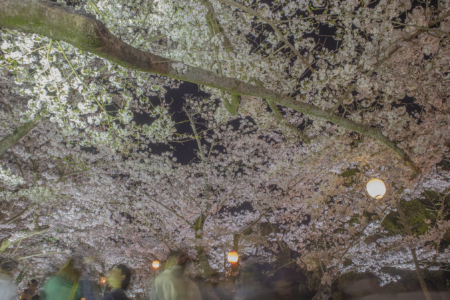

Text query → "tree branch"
[0,225,50,253]
[228,94,241,115]
[199,0,233,53]
[0,203,15,223]
[0,119,39,157]
[3,206,31,225]
[267,100,310,143]
[57,169,89,182]
[0,0,423,175]
[18,251,65,260]
[142,191,193,226]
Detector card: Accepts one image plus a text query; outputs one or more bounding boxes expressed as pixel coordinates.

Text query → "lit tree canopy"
[0,0,450,298]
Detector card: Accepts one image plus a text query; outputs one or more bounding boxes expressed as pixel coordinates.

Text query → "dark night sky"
[135,82,210,165]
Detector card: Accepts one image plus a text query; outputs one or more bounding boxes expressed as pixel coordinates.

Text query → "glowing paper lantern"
[227,251,239,263]
[152,260,160,269]
[366,178,386,199]
[100,277,106,284]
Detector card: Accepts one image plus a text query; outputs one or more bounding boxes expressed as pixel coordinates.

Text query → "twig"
[18,251,65,260]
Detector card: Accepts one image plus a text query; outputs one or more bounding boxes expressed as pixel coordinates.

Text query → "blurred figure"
[43,258,82,300]
[80,257,98,300]
[0,259,18,300]
[150,251,201,300]
[20,279,39,300]
[102,265,131,300]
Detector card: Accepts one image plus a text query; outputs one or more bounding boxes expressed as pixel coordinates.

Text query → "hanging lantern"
[366,178,386,199]
[227,251,239,264]
[152,260,160,270]
[100,277,106,285]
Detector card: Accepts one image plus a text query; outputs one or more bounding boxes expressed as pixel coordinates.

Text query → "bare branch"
[0,225,50,253]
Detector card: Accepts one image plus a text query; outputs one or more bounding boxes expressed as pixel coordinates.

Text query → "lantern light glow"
[100,277,106,284]
[152,260,160,269]
[227,251,239,263]
[366,178,386,199]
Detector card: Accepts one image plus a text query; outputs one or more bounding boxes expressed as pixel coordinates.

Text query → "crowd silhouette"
[0,251,203,300]
[2,252,449,300]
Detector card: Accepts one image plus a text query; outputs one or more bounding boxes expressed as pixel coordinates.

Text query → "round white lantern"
[366,178,386,199]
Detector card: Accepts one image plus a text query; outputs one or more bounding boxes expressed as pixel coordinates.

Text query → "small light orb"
[227,251,239,263]
[152,260,160,269]
[100,277,106,284]
[366,178,386,199]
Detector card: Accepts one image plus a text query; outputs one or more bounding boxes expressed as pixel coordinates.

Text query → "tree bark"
[195,245,216,277]
[397,201,432,300]
[0,119,39,157]
[0,0,421,174]
[193,215,216,276]
[0,225,50,253]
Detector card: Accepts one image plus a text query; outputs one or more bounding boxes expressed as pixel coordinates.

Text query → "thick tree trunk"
[410,248,433,300]
[0,225,50,253]
[195,245,215,277]
[0,0,423,174]
[0,120,39,157]
[397,201,432,300]
[193,215,216,277]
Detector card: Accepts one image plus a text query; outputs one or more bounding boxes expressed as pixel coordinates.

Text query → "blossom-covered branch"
[0,0,426,174]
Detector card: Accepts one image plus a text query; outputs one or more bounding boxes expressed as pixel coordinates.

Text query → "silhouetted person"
[80,257,99,300]
[150,251,201,300]
[43,258,82,300]
[0,259,18,300]
[102,265,131,300]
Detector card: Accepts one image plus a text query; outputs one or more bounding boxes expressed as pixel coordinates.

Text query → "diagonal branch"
[0,203,15,223]
[0,225,50,253]
[202,0,237,113]
[199,0,234,53]
[185,107,210,203]
[142,191,193,226]
[0,0,425,175]
[3,206,31,225]
[57,169,90,182]
[18,251,65,260]
[0,119,40,157]
[267,100,310,143]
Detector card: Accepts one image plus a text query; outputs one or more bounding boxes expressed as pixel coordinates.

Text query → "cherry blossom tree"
[1,0,450,298]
